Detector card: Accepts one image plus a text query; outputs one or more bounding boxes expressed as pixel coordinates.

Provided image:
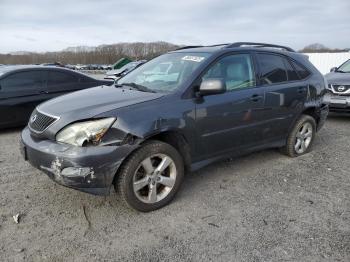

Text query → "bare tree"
[0,42,180,65]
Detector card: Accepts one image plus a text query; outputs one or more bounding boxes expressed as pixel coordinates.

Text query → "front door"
[194,53,265,160]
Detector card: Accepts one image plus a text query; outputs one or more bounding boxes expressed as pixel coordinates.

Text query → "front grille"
[332,85,350,93]
[29,109,58,132]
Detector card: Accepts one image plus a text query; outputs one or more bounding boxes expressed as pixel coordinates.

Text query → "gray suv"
[21,42,329,212]
[324,59,350,112]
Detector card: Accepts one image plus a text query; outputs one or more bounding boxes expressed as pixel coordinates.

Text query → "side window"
[202,54,255,91]
[284,59,299,81]
[0,71,43,91]
[48,71,78,86]
[257,54,287,85]
[291,60,311,79]
[80,76,94,83]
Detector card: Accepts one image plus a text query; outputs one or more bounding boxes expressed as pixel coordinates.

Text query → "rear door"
[255,52,308,142]
[0,70,46,126]
[46,70,81,97]
[194,53,266,160]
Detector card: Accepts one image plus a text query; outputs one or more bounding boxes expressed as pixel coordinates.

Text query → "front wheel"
[281,115,317,157]
[115,141,184,212]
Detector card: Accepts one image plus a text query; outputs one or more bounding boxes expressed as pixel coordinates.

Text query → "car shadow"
[0,126,24,135]
[327,112,350,120]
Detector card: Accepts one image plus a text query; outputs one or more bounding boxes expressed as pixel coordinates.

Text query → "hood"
[38,85,164,121]
[325,72,350,85]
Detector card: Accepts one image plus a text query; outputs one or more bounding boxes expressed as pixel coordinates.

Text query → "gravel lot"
[0,114,349,262]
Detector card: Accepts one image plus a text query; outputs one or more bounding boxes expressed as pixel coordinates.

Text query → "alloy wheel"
[132,154,177,204]
[294,122,313,154]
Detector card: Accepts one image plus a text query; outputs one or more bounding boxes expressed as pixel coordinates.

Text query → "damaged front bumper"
[21,127,138,195]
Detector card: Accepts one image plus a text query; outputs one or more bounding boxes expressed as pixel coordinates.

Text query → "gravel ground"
[0,114,349,262]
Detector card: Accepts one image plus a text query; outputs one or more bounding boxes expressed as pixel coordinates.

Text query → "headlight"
[56,118,115,146]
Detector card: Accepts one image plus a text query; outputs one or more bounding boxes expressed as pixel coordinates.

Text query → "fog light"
[61,167,94,178]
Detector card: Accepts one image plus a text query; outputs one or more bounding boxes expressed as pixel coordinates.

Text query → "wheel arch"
[142,130,192,171]
[302,107,320,126]
[112,129,191,185]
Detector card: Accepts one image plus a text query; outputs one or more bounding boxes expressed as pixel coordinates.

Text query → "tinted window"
[1,71,43,91]
[48,71,78,85]
[257,54,287,84]
[284,59,299,81]
[291,60,311,79]
[202,54,255,91]
[80,76,95,83]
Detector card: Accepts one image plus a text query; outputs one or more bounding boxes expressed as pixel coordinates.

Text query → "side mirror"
[199,79,226,96]
[330,67,337,72]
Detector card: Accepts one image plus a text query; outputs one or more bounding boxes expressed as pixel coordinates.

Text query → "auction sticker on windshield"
[182,56,205,62]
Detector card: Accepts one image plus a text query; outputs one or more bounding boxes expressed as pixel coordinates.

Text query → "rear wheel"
[281,115,316,157]
[115,140,184,212]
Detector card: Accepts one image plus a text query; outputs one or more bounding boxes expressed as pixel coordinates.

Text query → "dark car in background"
[104,60,147,80]
[21,42,328,212]
[0,66,112,128]
[324,59,350,112]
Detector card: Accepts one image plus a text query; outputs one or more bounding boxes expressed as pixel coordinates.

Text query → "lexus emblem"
[337,86,345,92]
[30,114,37,123]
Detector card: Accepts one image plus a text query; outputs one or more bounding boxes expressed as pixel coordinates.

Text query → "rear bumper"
[21,127,138,195]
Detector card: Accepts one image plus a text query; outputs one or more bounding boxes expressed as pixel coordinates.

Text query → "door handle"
[250,94,262,102]
[38,90,49,94]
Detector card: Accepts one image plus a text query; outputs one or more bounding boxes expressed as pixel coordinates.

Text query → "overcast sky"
[0,0,349,53]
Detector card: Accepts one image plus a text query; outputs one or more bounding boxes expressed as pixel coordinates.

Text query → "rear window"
[48,71,78,85]
[0,71,43,91]
[257,54,287,84]
[291,60,311,79]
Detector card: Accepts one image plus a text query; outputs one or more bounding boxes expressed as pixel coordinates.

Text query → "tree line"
[0,41,180,65]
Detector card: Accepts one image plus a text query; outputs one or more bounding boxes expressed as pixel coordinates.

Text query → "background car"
[324,59,350,112]
[41,62,65,67]
[0,65,113,128]
[112,57,132,69]
[104,60,147,80]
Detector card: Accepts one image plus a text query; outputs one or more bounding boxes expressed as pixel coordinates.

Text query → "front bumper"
[323,93,350,112]
[21,127,138,195]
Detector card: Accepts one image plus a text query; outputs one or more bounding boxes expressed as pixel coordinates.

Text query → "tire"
[281,114,317,157]
[115,140,184,212]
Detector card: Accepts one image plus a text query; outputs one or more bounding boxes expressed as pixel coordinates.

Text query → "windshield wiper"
[115,82,156,93]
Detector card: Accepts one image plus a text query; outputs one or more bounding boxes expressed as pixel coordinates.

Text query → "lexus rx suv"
[21,42,329,212]
[324,59,350,112]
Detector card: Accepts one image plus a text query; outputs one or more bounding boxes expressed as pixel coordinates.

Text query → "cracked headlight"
[56,118,115,146]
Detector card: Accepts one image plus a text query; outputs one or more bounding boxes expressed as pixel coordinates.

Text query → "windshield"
[117,52,210,93]
[338,59,350,73]
[122,62,140,70]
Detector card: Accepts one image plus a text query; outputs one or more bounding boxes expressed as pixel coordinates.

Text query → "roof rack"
[175,44,229,50]
[207,43,231,47]
[175,45,203,50]
[225,42,295,52]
